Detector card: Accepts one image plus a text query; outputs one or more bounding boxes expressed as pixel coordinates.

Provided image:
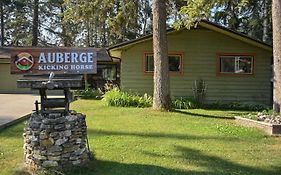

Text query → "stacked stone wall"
[23,112,90,170]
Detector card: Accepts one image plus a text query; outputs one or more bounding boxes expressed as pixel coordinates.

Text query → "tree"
[272,0,281,113]
[262,0,270,43]
[31,0,38,46]
[0,0,12,46]
[152,0,171,110]
[178,0,272,44]
[0,1,4,46]
[5,0,32,46]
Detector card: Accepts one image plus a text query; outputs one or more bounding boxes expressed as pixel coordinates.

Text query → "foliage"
[1,100,281,175]
[102,88,152,108]
[2,0,32,46]
[74,88,99,99]
[3,0,180,46]
[171,97,267,111]
[63,0,152,47]
[192,79,207,105]
[103,81,119,93]
[101,88,267,111]
[177,0,272,44]
[206,101,268,111]
[171,97,200,109]
[0,0,273,46]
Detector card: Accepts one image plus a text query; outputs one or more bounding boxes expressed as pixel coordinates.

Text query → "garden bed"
[235,116,281,136]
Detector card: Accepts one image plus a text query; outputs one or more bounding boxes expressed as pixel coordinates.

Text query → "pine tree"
[31,0,39,46]
[272,0,281,113]
[0,1,4,46]
[152,0,171,111]
[179,0,272,44]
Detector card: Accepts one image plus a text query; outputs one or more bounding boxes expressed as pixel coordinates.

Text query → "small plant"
[103,80,119,92]
[192,79,207,106]
[74,88,99,99]
[102,88,152,108]
[171,97,200,109]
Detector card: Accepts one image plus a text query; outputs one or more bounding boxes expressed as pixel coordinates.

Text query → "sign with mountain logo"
[10,48,97,74]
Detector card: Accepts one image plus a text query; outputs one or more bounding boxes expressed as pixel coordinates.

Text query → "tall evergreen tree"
[0,0,12,46]
[272,0,281,113]
[0,1,4,46]
[5,0,32,46]
[178,0,272,44]
[32,0,39,46]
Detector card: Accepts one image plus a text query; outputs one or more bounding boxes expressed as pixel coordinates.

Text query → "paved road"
[0,94,39,128]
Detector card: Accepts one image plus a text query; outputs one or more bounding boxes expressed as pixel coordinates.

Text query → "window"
[144,53,183,74]
[218,55,254,75]
[97,65,117,81]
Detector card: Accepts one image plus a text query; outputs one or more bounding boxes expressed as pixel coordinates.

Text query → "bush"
[102,88,152,108]
[103,81,119,92]
[206,101,267,111]
[192,79,207,105]
[171,97,201,109]
[74,88,99,99]
[102,88,267,111]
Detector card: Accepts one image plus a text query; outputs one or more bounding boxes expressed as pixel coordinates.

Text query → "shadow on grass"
[12,147,281,175]
[174,110,235,120]
[88,129,237,141]
[60,159,189,175]
[35,147,281,175]
[12,159,188,175]
[143,146,281,175]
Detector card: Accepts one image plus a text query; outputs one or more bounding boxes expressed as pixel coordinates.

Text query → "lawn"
[0,100,281,175]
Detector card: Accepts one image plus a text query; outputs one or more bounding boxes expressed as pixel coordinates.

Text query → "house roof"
[0,47,112,62]
[108,20,272,52]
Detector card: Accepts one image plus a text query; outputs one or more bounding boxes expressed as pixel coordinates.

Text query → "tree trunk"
[262,0,269,43]
[0,2,4,46]
[272,0,281,113]
[32,0,39,46]
[102,23,106,47]
[60,6,69,47]
[142,0,149,35]
[94,17,98,47]
[134,0,139,39]
[152,0,171,111]
[86,21,91,47]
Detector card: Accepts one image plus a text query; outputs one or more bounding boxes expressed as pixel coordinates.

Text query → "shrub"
[192,79,207,105]
[103,81,119,92]
[206,101,267,111]
[171,97,201,109]
[102,88,267,111]
[74,88,99,99]
[102,88,152,108]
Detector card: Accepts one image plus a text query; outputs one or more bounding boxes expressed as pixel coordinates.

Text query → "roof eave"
[108,21,272,52]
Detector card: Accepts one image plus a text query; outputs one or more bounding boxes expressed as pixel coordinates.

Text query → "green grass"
[0,100,281,175]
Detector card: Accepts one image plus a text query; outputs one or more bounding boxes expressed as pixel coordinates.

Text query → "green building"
[109,20,273,105]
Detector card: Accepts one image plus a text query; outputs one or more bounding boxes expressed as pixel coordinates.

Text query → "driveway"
[0,94,39,128]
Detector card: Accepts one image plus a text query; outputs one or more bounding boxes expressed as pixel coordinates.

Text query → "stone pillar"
[23,112,91,170]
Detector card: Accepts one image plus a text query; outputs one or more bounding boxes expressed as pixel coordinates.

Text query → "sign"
[10,48,97,74]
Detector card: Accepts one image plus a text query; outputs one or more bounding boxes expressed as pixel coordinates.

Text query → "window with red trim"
[144,53,183,73]
[219,55,254,74]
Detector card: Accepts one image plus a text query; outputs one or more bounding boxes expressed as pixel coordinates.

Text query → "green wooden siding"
[119,28,272,105]
[0,62,31,93]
